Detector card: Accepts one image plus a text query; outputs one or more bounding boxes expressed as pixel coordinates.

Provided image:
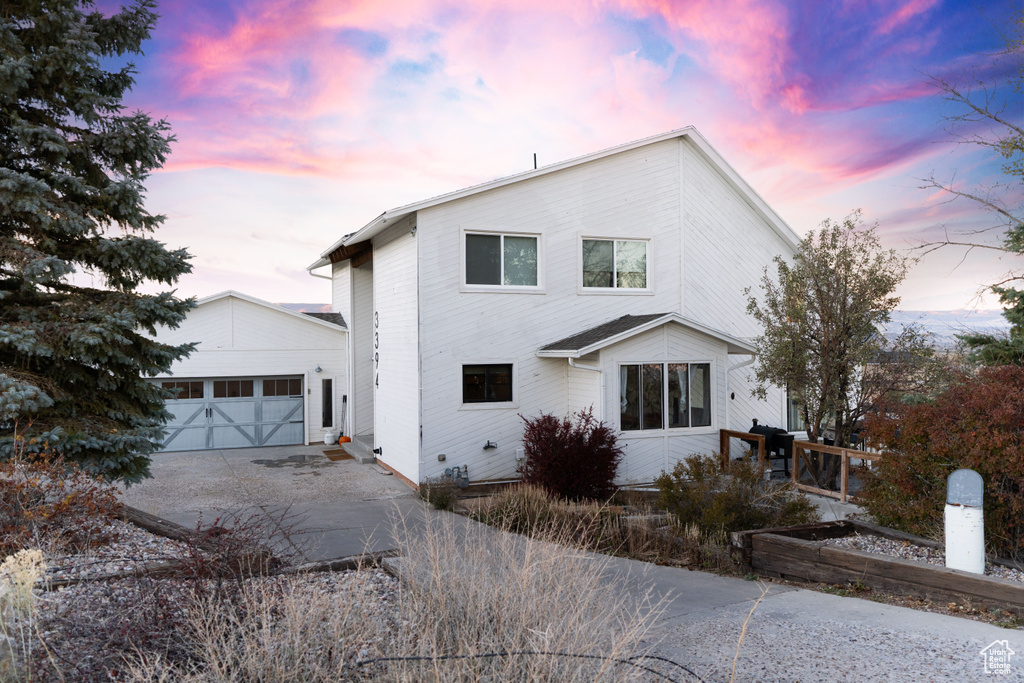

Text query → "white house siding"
[153,294,347,445]
[371,219,421,483]
[351,264,374,437]
[679,138,791,430]
[332,261,352,326]
[417,141,688,484]
[599,323,727,484]
[566,355,600,418]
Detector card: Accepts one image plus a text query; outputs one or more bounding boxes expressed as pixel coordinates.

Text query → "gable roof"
[537,313,755,357]
[308,126,800,270]
[196,290,347,332]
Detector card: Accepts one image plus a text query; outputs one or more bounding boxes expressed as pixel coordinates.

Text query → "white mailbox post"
[945,469,985,574]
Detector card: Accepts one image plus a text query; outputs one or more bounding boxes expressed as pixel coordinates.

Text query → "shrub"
[655,454,819,535]
[476,484,730,570]
[859,366,1024,559]
[0,453,122,555]
[518,408,622,500]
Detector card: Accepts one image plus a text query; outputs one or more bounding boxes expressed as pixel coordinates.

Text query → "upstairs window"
[582,239,648,290]
[620,362,711,431]
[464,232,539,289]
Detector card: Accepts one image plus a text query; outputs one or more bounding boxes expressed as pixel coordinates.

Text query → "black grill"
[741,420,793,476]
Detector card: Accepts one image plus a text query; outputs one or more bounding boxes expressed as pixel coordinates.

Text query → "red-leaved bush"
[517,408,622,501]
[860,365,1024,559]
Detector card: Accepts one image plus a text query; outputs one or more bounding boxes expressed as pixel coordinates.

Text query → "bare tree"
[916,9,1023,364]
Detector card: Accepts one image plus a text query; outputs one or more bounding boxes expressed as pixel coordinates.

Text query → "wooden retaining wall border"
[731,521,1024,616]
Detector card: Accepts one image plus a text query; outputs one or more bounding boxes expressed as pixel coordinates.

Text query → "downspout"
[568,357,604,423]
[307,266,332,281]
[725,356,755,432]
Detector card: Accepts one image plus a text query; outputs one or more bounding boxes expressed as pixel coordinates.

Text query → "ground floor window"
[322,378,333,428]
[463,364,513,403]
[787,388,806,432]
[620,362,711,431]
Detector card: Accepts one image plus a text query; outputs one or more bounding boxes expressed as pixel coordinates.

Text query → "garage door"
[158,376,304,452]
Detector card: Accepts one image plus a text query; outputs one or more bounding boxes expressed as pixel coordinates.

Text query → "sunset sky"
[111,0,1021,311]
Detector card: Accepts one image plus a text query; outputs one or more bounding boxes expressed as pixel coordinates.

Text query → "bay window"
[620,362,712,431]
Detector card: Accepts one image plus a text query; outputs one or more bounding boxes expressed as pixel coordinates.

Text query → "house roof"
[308,126,801,270]
[303,311,348,328]
[196,291,348,332]
[536,313,755,357]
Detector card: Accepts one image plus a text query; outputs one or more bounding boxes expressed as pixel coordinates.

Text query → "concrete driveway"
[121,443,422,560]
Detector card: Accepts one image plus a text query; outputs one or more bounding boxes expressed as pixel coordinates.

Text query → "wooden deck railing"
[719,429,766,471]
[791,440,882,504]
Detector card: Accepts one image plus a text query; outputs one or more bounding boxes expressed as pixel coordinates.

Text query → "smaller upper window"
[463,364,513,403]
[582,239,648,289]
[162,381,203,400]
[465,232,539,289]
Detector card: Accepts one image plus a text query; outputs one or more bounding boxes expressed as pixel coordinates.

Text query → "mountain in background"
[277,303,332,313]
[886,310,1010,349]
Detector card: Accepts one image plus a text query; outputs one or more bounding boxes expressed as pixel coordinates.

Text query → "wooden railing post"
[720,429,729,471]
[840,452,849,504]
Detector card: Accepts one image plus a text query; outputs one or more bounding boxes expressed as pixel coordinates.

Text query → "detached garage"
[151,291,348,452]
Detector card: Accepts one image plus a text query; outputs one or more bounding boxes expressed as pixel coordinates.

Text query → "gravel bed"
[823,532,1024,583]
[44,518,190,581]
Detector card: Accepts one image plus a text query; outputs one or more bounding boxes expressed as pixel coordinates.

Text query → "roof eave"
[535,313,756,358]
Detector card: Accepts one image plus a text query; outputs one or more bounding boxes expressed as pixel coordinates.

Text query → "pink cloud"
[875,0,940,35]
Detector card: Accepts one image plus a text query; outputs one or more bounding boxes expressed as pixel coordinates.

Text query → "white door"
[158,376,304,452]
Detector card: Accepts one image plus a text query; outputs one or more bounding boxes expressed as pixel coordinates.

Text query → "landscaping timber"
[731,520,1024,616]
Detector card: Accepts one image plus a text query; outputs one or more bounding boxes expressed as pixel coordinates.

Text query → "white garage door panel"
[211,425,258,449]
[159,376,304,452]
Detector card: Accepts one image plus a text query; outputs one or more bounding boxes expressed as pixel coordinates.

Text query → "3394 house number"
[374,311,379,389]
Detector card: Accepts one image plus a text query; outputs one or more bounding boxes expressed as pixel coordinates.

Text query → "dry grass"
[379,511,666,682]
[0,549,47,683]
[125,508,668,682]
[475,484,732,571]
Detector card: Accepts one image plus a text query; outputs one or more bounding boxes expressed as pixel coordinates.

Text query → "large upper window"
[582,239,647,289]
[465,232,539,288]
[463,364,513,403]
[620,362,711,431]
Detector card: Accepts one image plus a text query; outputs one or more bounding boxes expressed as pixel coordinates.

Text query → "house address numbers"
[374,310,379,390]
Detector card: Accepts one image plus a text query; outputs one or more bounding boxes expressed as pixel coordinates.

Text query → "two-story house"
[307,126,801,487]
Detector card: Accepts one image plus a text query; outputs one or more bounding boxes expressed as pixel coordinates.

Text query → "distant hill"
[885,310,1010,349]
[276,303,332,313]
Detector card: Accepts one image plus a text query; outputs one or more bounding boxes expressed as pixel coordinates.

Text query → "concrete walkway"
[125,444,1023,681]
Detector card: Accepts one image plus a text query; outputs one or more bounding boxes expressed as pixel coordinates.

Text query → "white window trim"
[616,360,716,435]
[460,228,545,294]
[578,235,653,295]
[459,360,519,410]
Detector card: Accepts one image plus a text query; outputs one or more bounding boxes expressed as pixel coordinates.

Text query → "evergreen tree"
[0,0,194,482]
